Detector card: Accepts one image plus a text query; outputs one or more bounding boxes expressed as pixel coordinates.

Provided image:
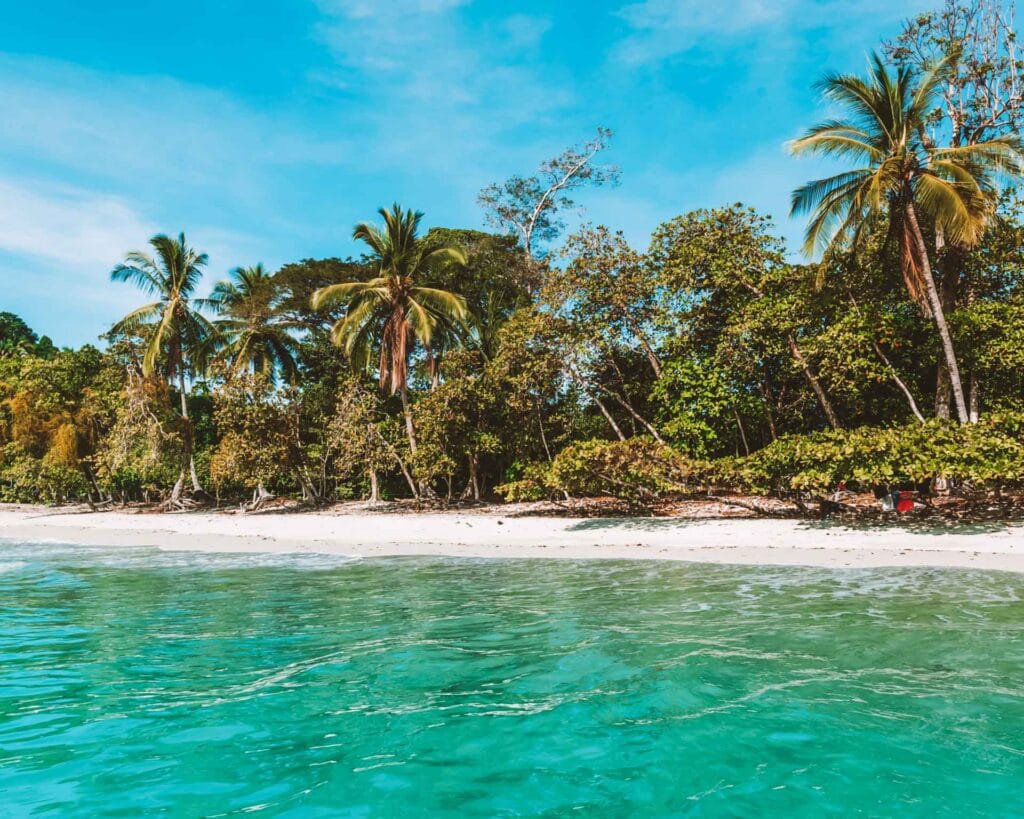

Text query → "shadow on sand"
[566,515,1021,538]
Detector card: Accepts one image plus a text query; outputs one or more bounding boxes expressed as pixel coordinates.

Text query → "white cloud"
[0,177,275,345]
[0,179,157,269]
[613,0,792,64]
[316,0,469,18]
[611,0,934,66]
[0,53,352,200]
[620,0,786,33]
[501,14,554,51]
[309,2,572,179]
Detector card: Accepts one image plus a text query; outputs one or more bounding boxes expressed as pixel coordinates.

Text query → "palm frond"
[409,287,469,321]
[932,136,1024,175]
[109,302,162,336]
[142,305,177,377]
[790,169,875,216]
[914,171,986,247]
[331,297,379,350]
[789,128,883,163]
[311,281,378,310]
[110,258,163,294]
[405,296,437,347]
[352,223,389,259]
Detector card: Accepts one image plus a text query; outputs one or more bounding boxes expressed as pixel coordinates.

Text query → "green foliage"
[326,375,397,497]
[412,351,504,498]
[498,438,696,506]
[311,204,468,398]
[652,356,745,458]
[93,372,183,500]
[210,376,296,492]
[717,416,1024,496]
[0,346,117,503]
[0,312,40,357]
[207,264,302,383]
[7,31,1024,513]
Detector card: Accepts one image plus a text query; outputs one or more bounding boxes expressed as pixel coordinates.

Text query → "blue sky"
[1,0,931,347]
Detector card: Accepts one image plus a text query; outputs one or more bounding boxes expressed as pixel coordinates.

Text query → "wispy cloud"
[0,177,272,340]
[0,52,349,344]
[612,0,792,65]
[309,2,572,181]
[611,0,931,66]
[320,0,470,18]
[0,53,352,198]
[0,179,156,269]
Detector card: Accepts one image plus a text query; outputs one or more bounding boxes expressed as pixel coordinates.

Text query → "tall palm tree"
[110,232,215,501]
[790,53,1023,424]
[311,204,468,456]
[207,264,301,383]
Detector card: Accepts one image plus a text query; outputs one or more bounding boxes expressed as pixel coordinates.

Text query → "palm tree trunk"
[759,381,778,441]
[189,457,202,493]
[399,385,418,453]
[396,455,419,499]
[169,471,185,502]
[468,453,480,501]
[903,197,969,424]
[536,401,553,462]
[786,334,841,429]
[935,361,953,420]
[398,383,433,497]
[295,470,319,502]
[369,469,380,502]
[176,369,201,496]
[934,245,964,419]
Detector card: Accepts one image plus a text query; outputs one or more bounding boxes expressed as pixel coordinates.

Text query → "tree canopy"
[5,1,1024,516]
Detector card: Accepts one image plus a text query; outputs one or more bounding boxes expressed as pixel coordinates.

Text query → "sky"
[1,0,933,347]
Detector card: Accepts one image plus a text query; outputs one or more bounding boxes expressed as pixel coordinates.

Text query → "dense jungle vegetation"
[3,1,1024,514]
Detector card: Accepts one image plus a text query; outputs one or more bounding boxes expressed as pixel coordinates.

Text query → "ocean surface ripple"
[0,541,1022,817]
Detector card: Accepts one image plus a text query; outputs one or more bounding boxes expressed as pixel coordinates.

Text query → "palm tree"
[790,53,1023,424]
[311,204,468,458]
[110,232,215,502]
[207,264,301,383]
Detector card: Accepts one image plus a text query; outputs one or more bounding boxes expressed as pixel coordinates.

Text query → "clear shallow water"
[1,544,1023,818]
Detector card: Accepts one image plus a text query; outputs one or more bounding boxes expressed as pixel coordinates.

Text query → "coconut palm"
[311,204,467,455]
[109,232,216,501]
[207,264,301,384]
[790,53,1024,424]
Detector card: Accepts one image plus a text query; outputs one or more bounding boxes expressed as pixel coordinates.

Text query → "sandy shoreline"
[1,505,1023,571]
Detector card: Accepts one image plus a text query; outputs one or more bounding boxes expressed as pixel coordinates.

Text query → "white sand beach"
[1,505,1023,571]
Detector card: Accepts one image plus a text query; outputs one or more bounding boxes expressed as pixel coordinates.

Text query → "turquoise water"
[1,544,1023,817]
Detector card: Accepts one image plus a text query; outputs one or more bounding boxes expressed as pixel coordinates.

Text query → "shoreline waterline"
[2,507,1023,572]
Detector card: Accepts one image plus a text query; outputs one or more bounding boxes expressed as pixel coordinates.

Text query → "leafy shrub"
[0,451,90,504]
[496,462,557,502]
[498,438,697,506]
[716,415,1024,496]
[498,415,1024,510]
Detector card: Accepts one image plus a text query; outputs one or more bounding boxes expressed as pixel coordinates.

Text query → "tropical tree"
[109,232,215,502]
[885,0,1024,418]
[418,228,531,377]
[311,204,468,457]
[790,53,1024,423]
[478,127,619,289]
[0,313,39,357]
[207,264,301,383]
